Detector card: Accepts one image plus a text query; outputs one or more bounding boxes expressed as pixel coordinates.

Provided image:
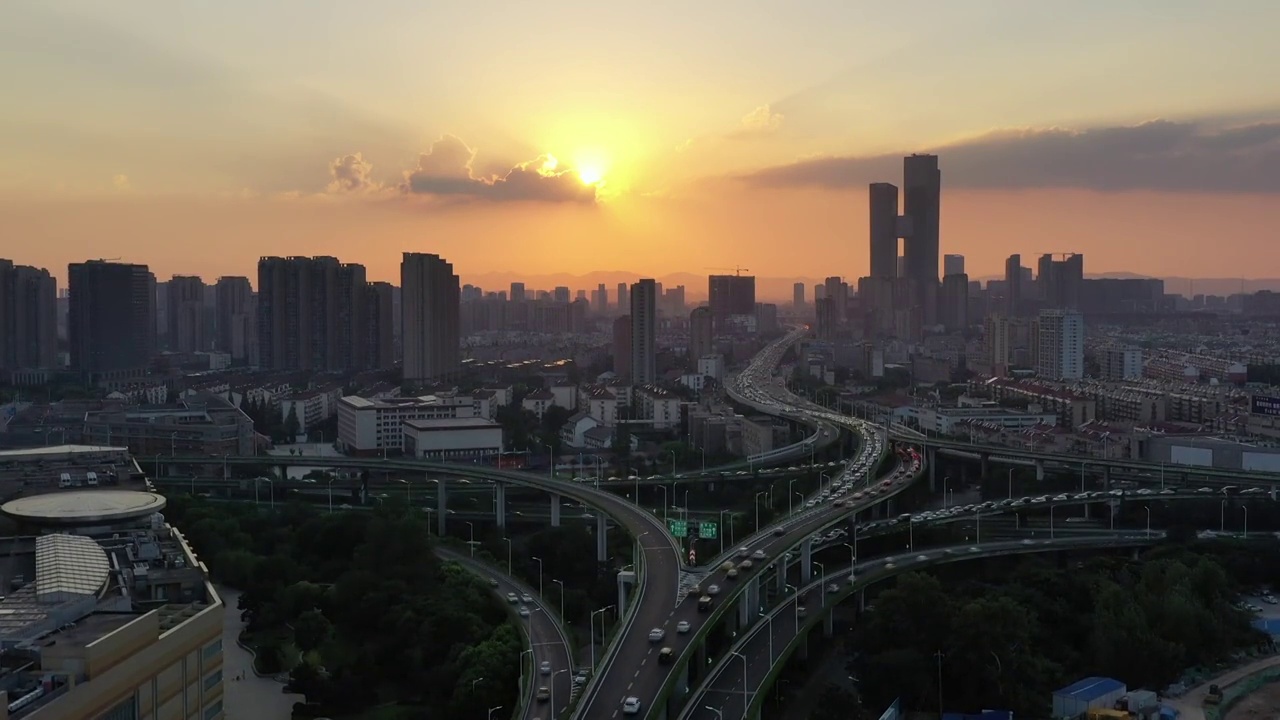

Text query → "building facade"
[68,261,156,384]
[401,253,460,383]
[630,279,657,384]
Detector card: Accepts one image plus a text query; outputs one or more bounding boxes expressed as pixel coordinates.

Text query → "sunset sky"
[3,0,1280,291]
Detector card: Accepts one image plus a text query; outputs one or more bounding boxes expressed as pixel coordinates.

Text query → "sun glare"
[577,164,605,185]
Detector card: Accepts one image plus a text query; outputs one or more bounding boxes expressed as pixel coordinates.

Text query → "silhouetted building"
[0,259,57,371]
[401,252,460,383]
[708,274,756,328]
[256,256,368,372]
[792,282,805,311]
[613,315,632,379]
[365,281,395,370]
[943,254,965,276]
[940,272,969,332]
[616,283,628,314]
[868,182,900,279]
[630,279,657,384]
[215,276,254,363]
[1038,253,1084,309]
[68,260,155,381]
[689,306,713,360]
[166,275,207,353]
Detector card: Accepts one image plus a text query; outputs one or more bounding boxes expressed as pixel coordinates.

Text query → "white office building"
[336,394,475,454]
[1036,309,1085,381]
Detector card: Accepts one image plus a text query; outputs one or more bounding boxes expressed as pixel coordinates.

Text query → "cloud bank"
[741,118,1280,194]
[400,135,597,203]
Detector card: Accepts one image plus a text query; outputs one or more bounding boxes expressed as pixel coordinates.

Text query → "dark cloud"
[740,118,1280,194]
[326,153,378,193]
[401,135,597,203]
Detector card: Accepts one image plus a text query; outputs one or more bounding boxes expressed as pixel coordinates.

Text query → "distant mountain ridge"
[460,271,1280,303]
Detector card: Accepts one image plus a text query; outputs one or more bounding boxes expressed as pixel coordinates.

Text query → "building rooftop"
[1,491,166,526]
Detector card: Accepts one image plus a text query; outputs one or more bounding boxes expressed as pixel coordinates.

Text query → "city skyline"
[4,2,1280,282]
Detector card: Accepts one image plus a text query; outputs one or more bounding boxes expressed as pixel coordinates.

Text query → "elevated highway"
[434,547,574,720]
[682,534,1163,720]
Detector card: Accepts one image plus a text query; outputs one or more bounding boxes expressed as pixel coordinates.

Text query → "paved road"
[436,548,575,720]
[217,587,302,720]
[1165,655,1280,720]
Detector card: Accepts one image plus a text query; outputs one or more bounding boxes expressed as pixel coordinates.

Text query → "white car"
[676,620,691,633]
[506,593,518,604]
[707,584,721,595]
[751,550,767,560]
[518,607,530,618]
[521,594,534,604]
[648,628,665,642]
[623,697,642,715]
[540,661,552,675]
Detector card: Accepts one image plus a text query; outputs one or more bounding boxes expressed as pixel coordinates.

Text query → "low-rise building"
[742,415,779,458]
[522,390,555,419]
[908,405,1058,436]
[80,394,255,456]
[560,412,603,449]
[402,417,503,460]
[336,393,476,454]
[579,385,623,427]
[635,385,681,430]
[279,384,344,435]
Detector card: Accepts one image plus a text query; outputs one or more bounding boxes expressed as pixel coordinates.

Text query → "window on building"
[202,639,222,661]
[97,696,139,720]
[203,699,224,720]
[204,669,223,692]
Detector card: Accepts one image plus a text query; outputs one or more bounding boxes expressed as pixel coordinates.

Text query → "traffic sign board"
[667,519,688,538]
[698,521,718,540]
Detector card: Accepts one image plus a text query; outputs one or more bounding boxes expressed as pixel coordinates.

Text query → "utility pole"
[935,650,945,718]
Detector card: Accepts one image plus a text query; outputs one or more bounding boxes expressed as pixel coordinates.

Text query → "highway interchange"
[155,324,1280,720]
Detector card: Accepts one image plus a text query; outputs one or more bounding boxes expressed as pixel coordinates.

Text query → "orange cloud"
[400,135,597,203]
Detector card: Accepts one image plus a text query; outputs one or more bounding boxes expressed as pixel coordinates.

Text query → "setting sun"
[578,164,605,185]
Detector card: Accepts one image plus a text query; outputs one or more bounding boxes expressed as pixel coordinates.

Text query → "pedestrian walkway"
[218,587,303,719]
[1165,655,1280,720]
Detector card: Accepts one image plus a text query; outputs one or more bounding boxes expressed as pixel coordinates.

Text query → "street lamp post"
[705,706,724,720]
[788,477,799,513]
[466,521,476,558]
[754,492,767,530]
[814,561,825,605]
[976,509,981,543]
[553,579,565,619]
[731,651,750,719]
[1007,468,1014,500]
[326,479,334,513]
[1220,499,1227,533]
[504,537,513,574]
[718,509,730,555]
[590,605,614,669]
[531,556,544,597]
[908,518,915,551]
[792,491,803,516]
[843,542,855,568]
[1144,505,1151,538]
[1243,506,1249,537]
[487,706,503,719]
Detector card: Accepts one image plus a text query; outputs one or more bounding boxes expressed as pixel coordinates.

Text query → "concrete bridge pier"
[595,515,608,562]
[494,483,506,528]
[738,589,752,627]
[858,589,866,612]
[617,569,636,617]
[823,608,835,638]
[980,452,990,479]
[1035,459,1046,482]
[927,448,938,492]
[550,494,561,527]
[747,576,762,619]
[776,562,787,592]
[801,538,813,583]
[1104,466,1112,488]
[436,478,447,535]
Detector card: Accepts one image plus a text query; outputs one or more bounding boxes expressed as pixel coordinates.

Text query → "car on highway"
[648,628,665,642]
[751,549,767,560]
[707,584,720,595]
[540,661,551,675]
[536,687,550,703]
[827,583,840,593]
[676,620,691,633]
[521,594,534,604]
[488,578,499,588]
[518,607,530,618]
[622,697,642,715]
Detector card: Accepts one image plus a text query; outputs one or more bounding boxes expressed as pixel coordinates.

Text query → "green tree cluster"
[850,552,1261,716]
[167,497,519,718]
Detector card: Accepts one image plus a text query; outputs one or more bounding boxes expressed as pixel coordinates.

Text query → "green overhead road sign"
[698,522,718,540]
[667,519,688,538]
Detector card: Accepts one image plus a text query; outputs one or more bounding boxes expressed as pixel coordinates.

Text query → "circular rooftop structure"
[1,490,166,526]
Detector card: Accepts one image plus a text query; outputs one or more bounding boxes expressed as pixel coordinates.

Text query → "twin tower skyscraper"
[863,153,943,334]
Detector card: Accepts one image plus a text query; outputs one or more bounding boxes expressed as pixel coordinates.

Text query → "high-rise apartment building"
[630,279,657,384]
[792,282,805,310]
[943,254,965,276]
[68,260,156,380]
[401,252,460,383]
[1038,253,1084,309]
[553,286,571,303]
[689,306,713,361]
[1004,254,1023,316]
[707,274,756,328]
[0,260,57,371]
[1036,309,1085,381]
[616,283,628,313]
[612,315,631,379]
[364,281,395,370]
[868,182,900,279]
[823,277,847,324]
[940,272,969,332]
[256,256,368,372]
[214,276,254,363]
[166,275,207,353]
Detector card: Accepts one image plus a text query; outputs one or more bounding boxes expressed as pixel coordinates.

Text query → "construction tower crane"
[703,266,750,276]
